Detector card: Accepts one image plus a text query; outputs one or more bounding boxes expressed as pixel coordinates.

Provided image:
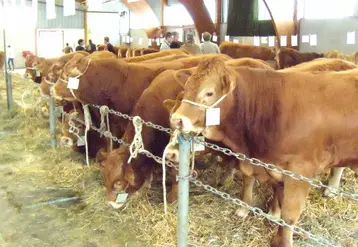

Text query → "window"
[258,0,358,20]
[258,0,295,21]
[303,0,356,19]
[164,3,194,26]
[204,0,216,23]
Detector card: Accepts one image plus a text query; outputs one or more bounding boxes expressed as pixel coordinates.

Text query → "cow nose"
[172,118,183,129]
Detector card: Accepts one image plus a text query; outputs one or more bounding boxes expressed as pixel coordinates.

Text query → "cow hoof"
[323,188,337,198]
[235,207,249,218]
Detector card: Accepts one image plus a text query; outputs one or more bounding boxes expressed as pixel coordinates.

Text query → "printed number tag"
[36,70,41,77]
[77,136,85,146]
[115,192,129,204]
[192,136,205,152]
[205,108,220,126]
[67,77,79,89]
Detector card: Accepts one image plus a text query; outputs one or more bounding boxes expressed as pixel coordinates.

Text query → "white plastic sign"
[156,39,160,46]
[302,35,309,43]
[148,39,152,46]
[36,70,41,77]
[233,39,239,44]
[67,77,79,89]
[291,35,298,46]
[253,36,260,46]
[77,136,85,146]
[225,35,230,41]
[205,108,220,126]
[212,35,217,42]
[261,37,268,44]
[268,36,275,47]
[192,136,205,152]
[115,192,129,203]
[280,36,287,47]
[347,31,355,45]
[309,34,317,46]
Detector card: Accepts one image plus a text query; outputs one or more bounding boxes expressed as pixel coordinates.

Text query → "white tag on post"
[212,35,217,42]
[268,36,275,47]
[192,136,205,152]
[261,37,268,44]
[148,39,152,46]
[205,108,220,126]
[67,77,79,89]
[115,192,129,204]
[36,70,40,77]
[302,35,309,43]
[77,136,85,146]
[347,31,355,45]
[233,39,239,44]
[291,35,298,46]
[309,34,317,46]
[280,36,287,47]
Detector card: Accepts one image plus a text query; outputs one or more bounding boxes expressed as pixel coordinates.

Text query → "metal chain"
[61,110,337,247]
[91,104,358,201]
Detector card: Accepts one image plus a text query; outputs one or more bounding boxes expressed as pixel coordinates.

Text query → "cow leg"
[268,183,284,218]
[271,177,310,247]
[167,167,178,203]
[235,175,255,217]
[324,167,344,197]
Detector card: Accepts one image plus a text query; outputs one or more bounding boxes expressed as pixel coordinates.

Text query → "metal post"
[177,133,191,247]
[49,97,56,148]
[2,0,12,111]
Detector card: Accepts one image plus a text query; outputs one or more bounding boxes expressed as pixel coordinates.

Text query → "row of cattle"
[23,48,358,247]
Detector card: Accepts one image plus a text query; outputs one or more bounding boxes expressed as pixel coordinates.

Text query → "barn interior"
[0,1,358,247]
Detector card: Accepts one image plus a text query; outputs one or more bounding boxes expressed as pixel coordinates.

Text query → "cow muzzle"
[171,112,202,133]
[165,145,179,163]
[60,136,74,147]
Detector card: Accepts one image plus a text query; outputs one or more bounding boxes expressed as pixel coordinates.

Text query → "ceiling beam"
[178,0,216,37]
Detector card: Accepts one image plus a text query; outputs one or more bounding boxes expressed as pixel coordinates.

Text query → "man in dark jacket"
[104,37,116,55]
[87,39,97,53]
[76,39,85,51]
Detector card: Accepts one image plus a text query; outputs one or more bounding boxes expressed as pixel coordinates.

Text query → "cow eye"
[206,92,213,97]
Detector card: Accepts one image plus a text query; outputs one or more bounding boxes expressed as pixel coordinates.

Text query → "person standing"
[160,32,173,51]
[76,39,85,51]
[7,45,15,71]
[170,31,183,49]
[180,34,202,55]
[104,37,116,55]
[62,43,73,54]
[87,39,97,53]
[200,32,220,54]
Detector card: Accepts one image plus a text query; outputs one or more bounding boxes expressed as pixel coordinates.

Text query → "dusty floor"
[0,73,358,247]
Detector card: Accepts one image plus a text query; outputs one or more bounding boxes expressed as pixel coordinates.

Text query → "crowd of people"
[62,36,117,55]
[160,31,220,55]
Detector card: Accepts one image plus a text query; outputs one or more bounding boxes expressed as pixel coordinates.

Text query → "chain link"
[60,109,337,247]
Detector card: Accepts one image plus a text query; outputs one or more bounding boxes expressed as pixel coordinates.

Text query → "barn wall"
[299,18,358,53]
[87,12,121,46]
[37,1,84,29]
[129,29,149,49]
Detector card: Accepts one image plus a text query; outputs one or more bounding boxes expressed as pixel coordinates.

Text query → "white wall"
[299,18,358,53]
[129,29,149,48]
[87,12,120,45]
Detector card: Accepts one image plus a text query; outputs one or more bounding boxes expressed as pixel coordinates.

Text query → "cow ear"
[96,148,109,164]
[163,99,176,113]
[174,69,193,86]
[222,73,237,93]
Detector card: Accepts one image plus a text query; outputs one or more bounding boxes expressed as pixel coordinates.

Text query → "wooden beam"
[178,0,216,38]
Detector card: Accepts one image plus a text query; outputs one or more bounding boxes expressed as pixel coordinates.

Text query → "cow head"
[24,54,37,80]
[52,54,88,101]
[97,148,140,209]
[170,57,236,134]
[60,109,85,150]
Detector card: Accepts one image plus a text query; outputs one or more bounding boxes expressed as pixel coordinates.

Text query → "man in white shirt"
[7,45,15,71]
[200,32,220,54]
[160,32,173,51]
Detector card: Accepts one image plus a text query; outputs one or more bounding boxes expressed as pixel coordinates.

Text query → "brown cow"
[219,41,275,61]
[141,48,158,56]
[276,47,323,69]
[281,58,357,72]
[140,54,190,64]
[118,47,128,58]
[132,48,143,57]
[125,48,133,58]
[97,44,120,57]
[124,49,188,63]
[24,53,41,83]
[325,49,358,64]
[170,57,358,247]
